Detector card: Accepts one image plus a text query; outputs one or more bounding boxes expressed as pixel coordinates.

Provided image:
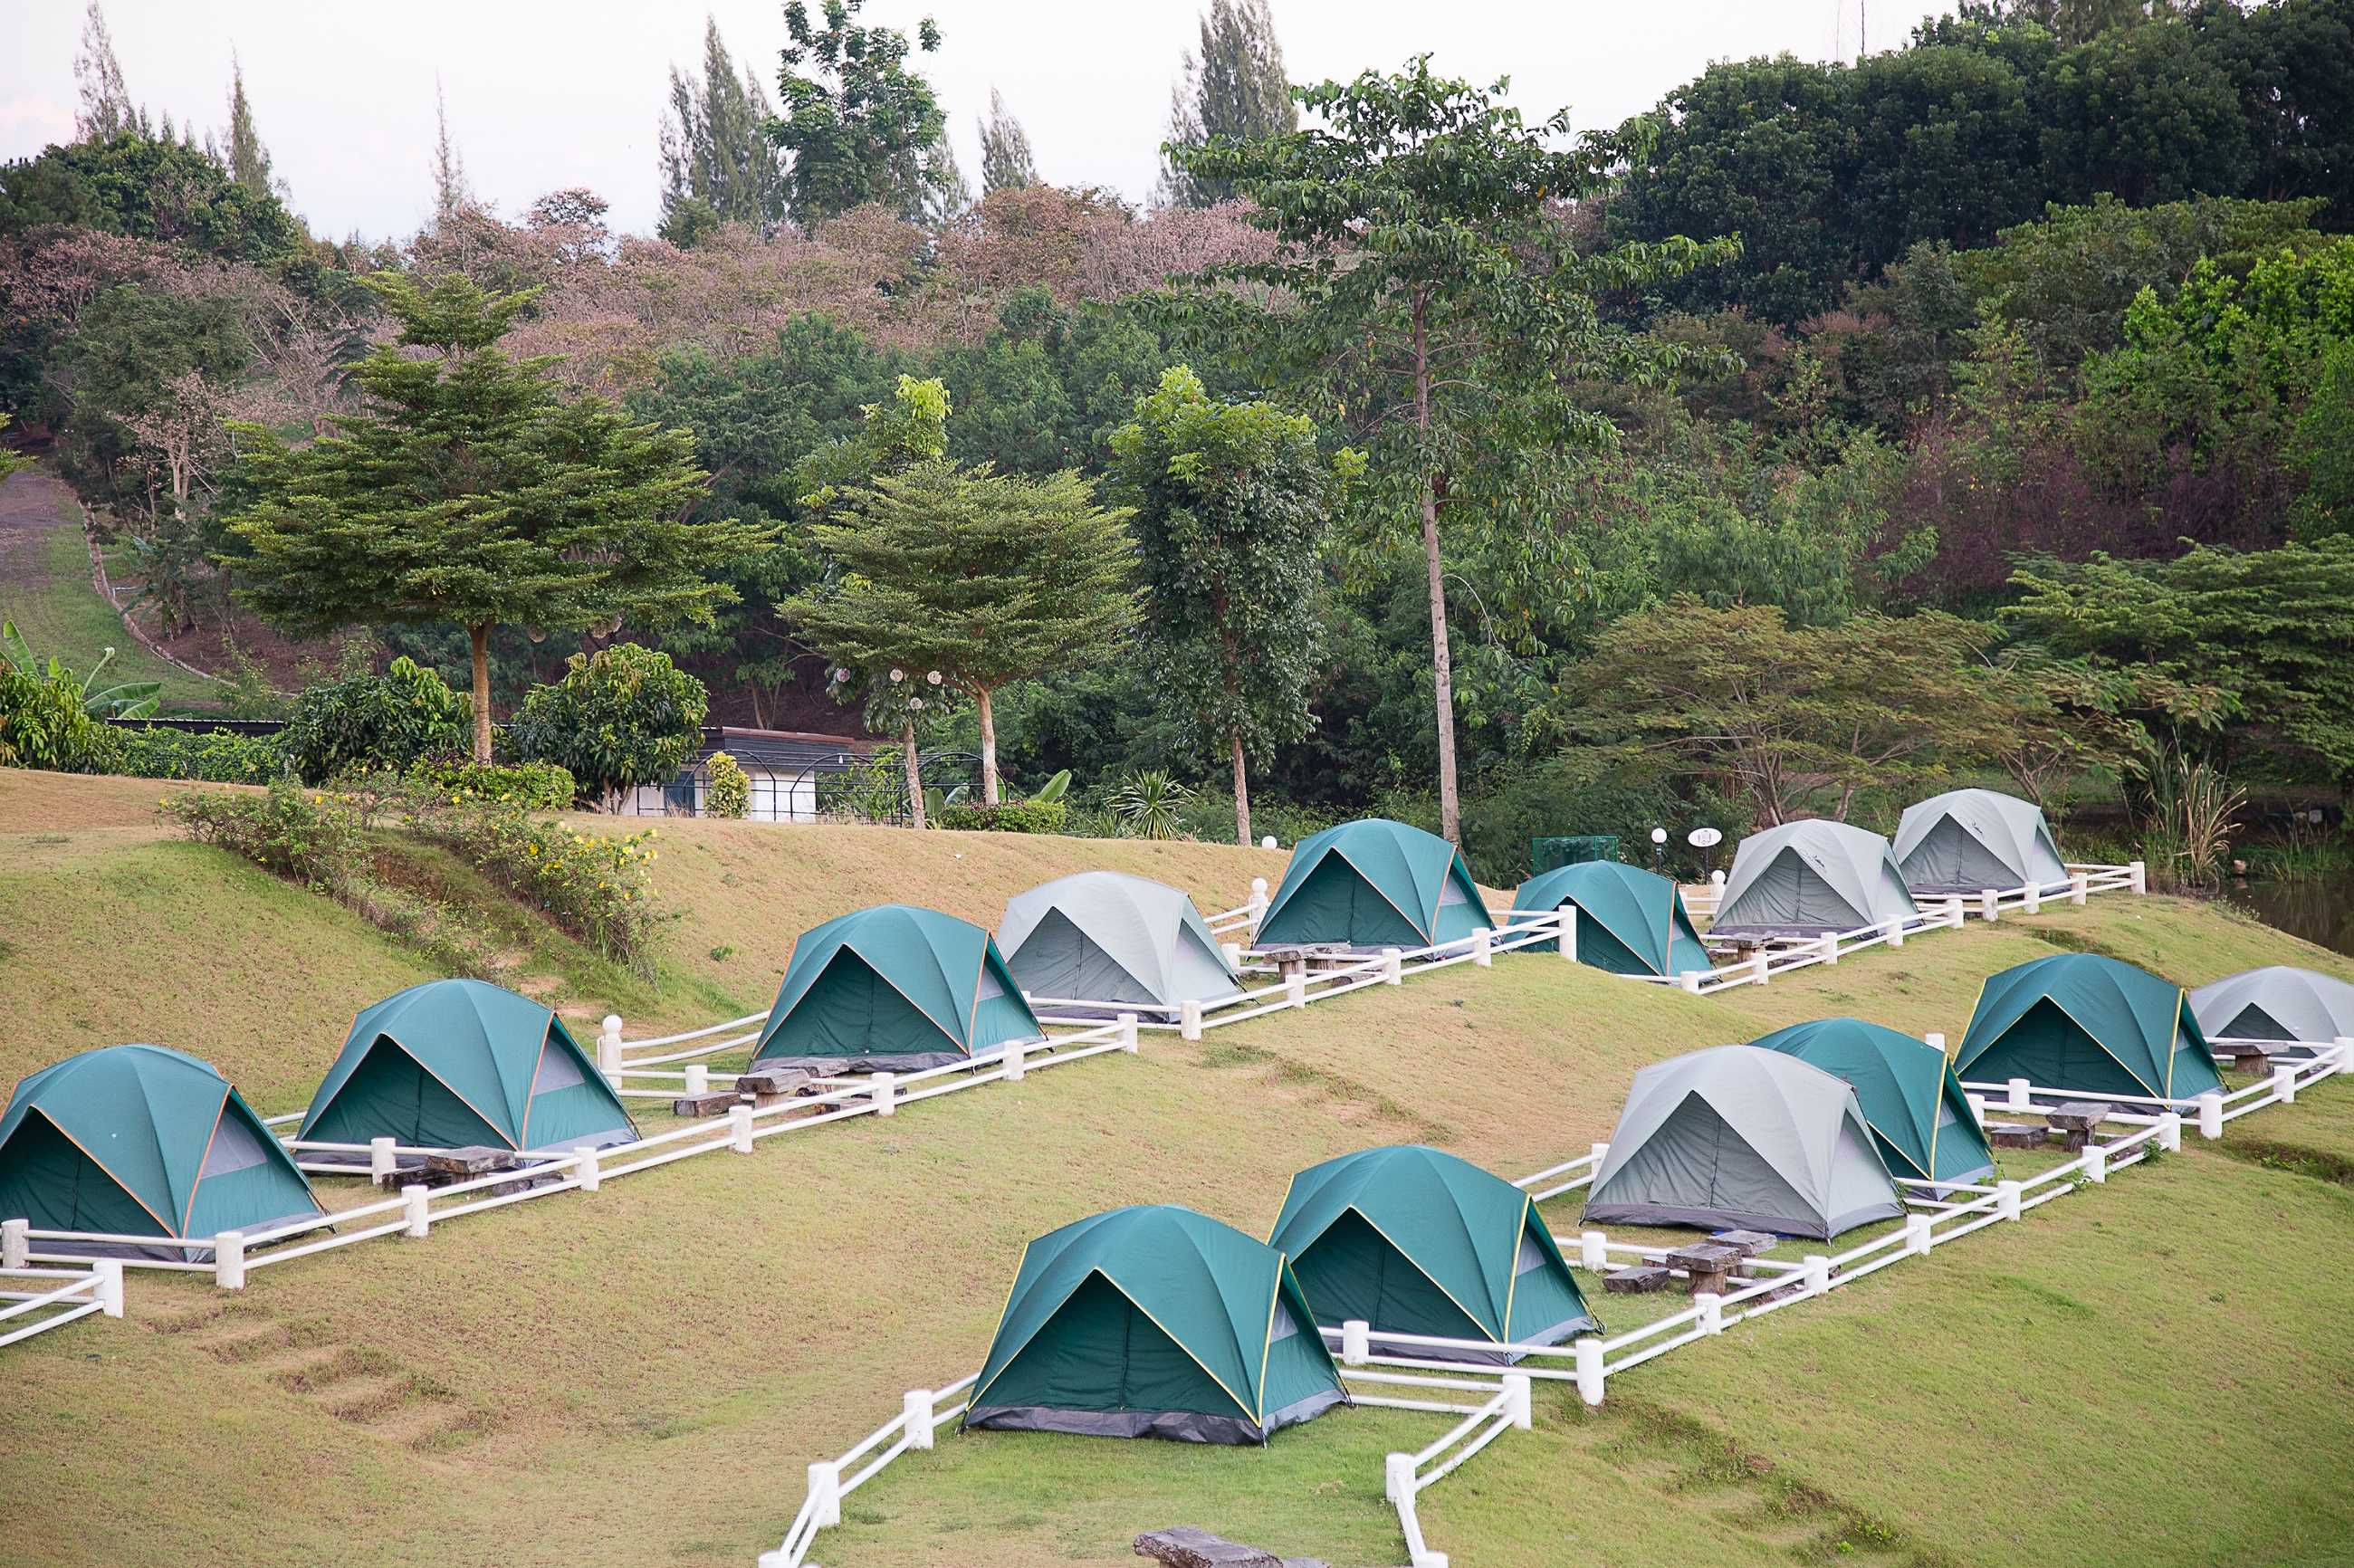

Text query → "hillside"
[2,770,2351,1568]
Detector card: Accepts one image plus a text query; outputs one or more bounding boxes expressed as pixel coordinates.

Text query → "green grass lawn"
[4,770,2352,1568]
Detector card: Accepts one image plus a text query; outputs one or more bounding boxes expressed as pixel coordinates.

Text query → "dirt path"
[0,465,79,600]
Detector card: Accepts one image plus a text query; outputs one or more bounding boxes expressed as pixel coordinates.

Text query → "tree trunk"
[1414,293,1461,844]
[1231,726,1250,847]
[975,686,1000,806]
[903,718,928,830]
[468,622,493,764]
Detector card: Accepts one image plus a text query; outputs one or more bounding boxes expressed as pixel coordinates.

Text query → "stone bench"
[417,1144,557,1195]
[1986,1122,2046,1151]
[1708,1229,1778,1258]
[1665,1241,1746,1296]
[2217,1041,2276,1075]
[1604,1265,1672,1295]
[2044,1101,2117,1152]
[1134,1527,1327,1568]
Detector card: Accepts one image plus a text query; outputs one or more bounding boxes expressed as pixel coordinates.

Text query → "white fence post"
[1002,1039,1026,1082]
[214,1230,246,1290]
[2337,1036,2354,1076]
[95,1257,124,1318]
[1749,951,1770,987]
[2007,1077,2032,1113]
[1818,932,1840,966]
[1118,1012,1140,1054]
[1696,1291,1724,1334]
[2083,1143,2107,1184]
[1560,907,1578,962]
[1574,1335,1604,1406]
[1996,1180,2022,1221]
[2,1218,27,1269]
[1180,999,1203,1042]
[1248,876,1269,932]
[904,1388,936,1450]
[1342,1319,1371,1365]
[1580,1229,1607,1271]
[402,1184,430,1238]
[1384,1451,1416,1506]
[1503,1372,1533,1430]
[1382,948,1403,985]
[730,1104,757,1152]
[572,1144,600,1193]
[2128,859,2148,895]
[2021,882,2041,915]
[1966,1092,1987,1129]
[1472,926,1494,968]
[2197,1092,2225,1140]
[1945,896,1966,928]
[1803,1254,1831,1295]
[809,1459,842,1528]
[1591,1141,1611,1171]
[1905,1214,1933,1255]
[2272,1063,2298,1105]
[1680,970,1703,995]
[1286,972,1307,1009]
[1980,888,2000,922]
[1924,1031,1946,1053]
[1220,941,1244,972]
[684,1063,709,1096]
[598,1015,624,1086]
[1885,915,1904,948]
[2070,871,2089,906]
[2158,1112,2182,1153]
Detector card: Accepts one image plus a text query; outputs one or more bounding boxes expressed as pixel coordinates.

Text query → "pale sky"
[3,1,1955,243]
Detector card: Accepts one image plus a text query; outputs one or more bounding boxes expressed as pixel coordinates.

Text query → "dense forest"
[5,0,2353,882]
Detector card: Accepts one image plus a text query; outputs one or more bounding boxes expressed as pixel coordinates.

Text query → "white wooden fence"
[0,1259,123,1348]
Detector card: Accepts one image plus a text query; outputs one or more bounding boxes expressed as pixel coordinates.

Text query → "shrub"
[409,752,577,811]
[937,798,1068,834]
[507,643,707,810]
[0,664,122,773]
[282,656,469,784]
[1110,769,1190,839]
[704,751,751,818]
[114,726,290,784]
[159,779,367,894]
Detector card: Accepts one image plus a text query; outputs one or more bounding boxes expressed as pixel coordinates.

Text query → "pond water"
[2224,875,2354,960]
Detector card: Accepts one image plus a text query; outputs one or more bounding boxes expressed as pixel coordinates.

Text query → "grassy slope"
[3,770,2351,1568]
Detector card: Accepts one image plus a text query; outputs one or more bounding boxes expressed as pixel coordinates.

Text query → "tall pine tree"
[978,87,1038,193]
[1156,0,1294,207]
[430,80,468,218]
[659,16,790,243]
[224,53,272,198]
[73,2,141,142]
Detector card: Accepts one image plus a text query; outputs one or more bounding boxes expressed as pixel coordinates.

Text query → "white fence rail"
[0,1260,123,1347]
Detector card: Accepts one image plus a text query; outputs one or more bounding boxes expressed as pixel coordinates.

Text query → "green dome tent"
[965,1204,1346,1444]
[1712,819,1919,940]
[1256,818,1488,950]
[998,872,1240,1012]
[1269,1144,1599,1362]
[1893,789,2067,895]
[1584,1045,1903,1238]
[753,904,1042,1073]
[1510,862,1709,978]
[1748,1018,1995,1187]
[1956,953,2223,1103]
[2190,966,2354,1049]
[0,1044,322,1258]
[301,980,636,1153]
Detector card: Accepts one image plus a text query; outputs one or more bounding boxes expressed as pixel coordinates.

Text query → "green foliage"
[2004,539,2354,782]
[935,798,1067,834]
[0,661,121,772]
[704,749,751,818]
[1029,768,1071,805]
[407,753,578,812]
[159,779,366,894]
[282,656,470,785]
[1156,0,1296,207]
[1110,768,1191,839]
[113,725,287,783]
[978,89,1038,195]
[1,618,160,718]
[816,751,909,822]
[0,132,301,262]
[396,794,668,977]
[764,0,962,225]
[660,18,789,239]
[508,642,709,810]
[225,271,770,760]
[2288,338,2354,540]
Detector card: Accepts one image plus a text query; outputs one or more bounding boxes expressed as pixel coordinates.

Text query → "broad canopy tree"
[1111,365,1347,846]
[225,272,770,762]
[765,0,964,227]
[1165,57,1732,841]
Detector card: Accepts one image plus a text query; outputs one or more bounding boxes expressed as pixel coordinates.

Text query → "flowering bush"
[400,790,665,976]
[704,751,751,818]
[159,779,367,894]
[115,726,290,783]
[937,798,1067,834]
[408,753,577,811]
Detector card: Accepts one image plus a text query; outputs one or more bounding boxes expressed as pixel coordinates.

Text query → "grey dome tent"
[998,872,1240,1013]
[1711,820,1919,941]
[2190,966,2354,1051]
[1584,1045,1904,1239]
[1892,789,2067,895]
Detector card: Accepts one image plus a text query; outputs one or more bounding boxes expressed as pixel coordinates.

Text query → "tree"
[1110,366,1344,844]
[1559,599,2027,827]
[225,272,770,762]
[430,80,468,219]
[1166,59,1731,841]
[2039,21,2255,208]
[224,53,272,199]
[978,88,1038,194]
[764,0,961,226]
[1156,0,1294,207]
[73,3,139,144]
[2289,337,2354,540]
[659,17,789,240]
[509,643,710,810]
[0,134,301,262]
[782,458,1137,807]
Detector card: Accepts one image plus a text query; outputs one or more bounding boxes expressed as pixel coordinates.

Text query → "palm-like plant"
[1,620,160,719]
[1110,769,1191,840]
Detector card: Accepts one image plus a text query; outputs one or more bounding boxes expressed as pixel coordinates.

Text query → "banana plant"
[1,620,162,719]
